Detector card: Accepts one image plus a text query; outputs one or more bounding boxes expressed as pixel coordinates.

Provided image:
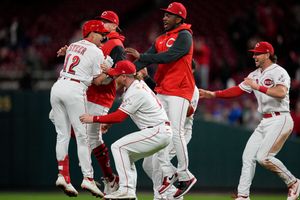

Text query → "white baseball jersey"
[239,63,290,113]
[59,39,104,86]
[119,80,169,129]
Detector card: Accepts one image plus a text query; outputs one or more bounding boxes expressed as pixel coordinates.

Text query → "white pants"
[143,121,193,199]
[86,101,109,150]
[157,94,194,181]
[111,122,172,195]
[50,79,93,178]
[238,113,296,196]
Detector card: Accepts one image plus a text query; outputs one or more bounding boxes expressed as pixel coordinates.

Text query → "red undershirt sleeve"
[215,86,246,98]
[93,109,129,123]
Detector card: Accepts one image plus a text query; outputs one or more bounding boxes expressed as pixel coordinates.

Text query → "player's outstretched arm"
[199,89,216,99]
[125,48,140,59]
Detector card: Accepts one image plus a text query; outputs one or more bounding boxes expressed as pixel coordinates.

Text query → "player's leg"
[256,114,299,199]
[86,101,118,193]
[107,127,171,199]
[236,124,264,197]
[50,83,78,196]
[66,86,103,197]
[157,94,196,198]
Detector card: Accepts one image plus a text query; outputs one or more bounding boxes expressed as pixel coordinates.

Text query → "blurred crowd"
[1,0,300,136]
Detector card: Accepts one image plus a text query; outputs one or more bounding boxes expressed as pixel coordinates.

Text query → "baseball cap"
[82,20,109,38]
[107,60,136,76]
[161,2,187,19]
[248,41,274,55]
[100,11,119,26]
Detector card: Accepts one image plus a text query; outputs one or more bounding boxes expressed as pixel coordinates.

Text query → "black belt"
[147,121,170,129]
[59,76,80,83]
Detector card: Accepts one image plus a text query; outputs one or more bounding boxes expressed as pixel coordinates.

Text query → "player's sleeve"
[138,30,192,64]
[119,92,143,115]
[238,72,255,93]
[273,68,290,88]
[110,46,126,67]
[93,109,128,123]
[135,44,157,71]
[93,50,104,77]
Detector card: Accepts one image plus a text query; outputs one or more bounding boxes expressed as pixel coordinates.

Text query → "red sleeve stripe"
[93,109,128,123]
[215,86,246,98]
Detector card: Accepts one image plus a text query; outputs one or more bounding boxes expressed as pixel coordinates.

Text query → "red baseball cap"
[107,60,136,76]
[82,20,109,38]
[100,11,119,26]
[248,41,274,55]
[161,2,187,19]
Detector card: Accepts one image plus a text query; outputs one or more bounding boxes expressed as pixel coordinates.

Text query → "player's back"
[60,39,104,87]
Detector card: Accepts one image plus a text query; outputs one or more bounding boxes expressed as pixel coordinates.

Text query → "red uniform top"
[154,24,195,101]
[86,32,125,108]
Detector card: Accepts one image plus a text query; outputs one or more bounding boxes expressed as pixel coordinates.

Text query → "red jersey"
[154,24,195,101]
[86,32,125,108]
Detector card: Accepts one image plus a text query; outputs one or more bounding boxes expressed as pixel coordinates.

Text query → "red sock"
[93,143,114,180]
[58,155,71,183]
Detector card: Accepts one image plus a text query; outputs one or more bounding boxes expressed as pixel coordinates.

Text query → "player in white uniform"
[199,41,300,200]
[50,20,109,198]
[80,60,174,200]
[143,86,199,200]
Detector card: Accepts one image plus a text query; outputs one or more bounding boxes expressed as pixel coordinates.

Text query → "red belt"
[263,112,280,118]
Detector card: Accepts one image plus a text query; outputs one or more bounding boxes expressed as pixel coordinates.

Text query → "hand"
[80,114,94,123]
[199,89,216,99]
[125,48,140,59]
[243,78,259,90]
[101,63,111,73]
[104,56,114,68]
[100,124,112,134]
[136,68,148,80]
[57,45,68,57]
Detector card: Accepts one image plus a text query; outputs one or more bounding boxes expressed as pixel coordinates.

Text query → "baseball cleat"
[102,173,120,195]
[55,174,78,197]
[287,179,300,200]
[234,196,250,200]
[104,189,136,199]
[81,178,104,198]
[158,173,178,194]
[173,177,197,199]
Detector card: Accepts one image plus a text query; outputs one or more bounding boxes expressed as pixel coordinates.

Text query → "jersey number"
[63,54,80,75]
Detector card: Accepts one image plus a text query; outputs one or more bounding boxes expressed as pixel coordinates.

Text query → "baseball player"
[55,11,126,194]
[143,85,199,200]
[80,60,174,200]
[126,2,197,198]
[86,11,126,194]
[50,20,109,198]
[199,41,300,200]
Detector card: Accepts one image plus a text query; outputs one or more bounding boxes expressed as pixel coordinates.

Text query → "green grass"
[0,192,286,200]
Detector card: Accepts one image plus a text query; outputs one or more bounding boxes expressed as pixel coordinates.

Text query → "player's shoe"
[287,179,300,200]
[234,196,250,200]
[104,189,136,199]
[158,173,178,194]
[102,173,120,195]
[81,178,104,198]
[55,174,78,197]
[173,177,197,199]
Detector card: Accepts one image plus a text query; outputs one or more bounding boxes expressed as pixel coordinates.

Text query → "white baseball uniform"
[237,63,296,196]
[143,86,199,200]
[50,39,104,178]
[110,80,173,196]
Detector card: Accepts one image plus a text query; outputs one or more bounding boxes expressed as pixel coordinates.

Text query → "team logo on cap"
[102,11,107,16]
